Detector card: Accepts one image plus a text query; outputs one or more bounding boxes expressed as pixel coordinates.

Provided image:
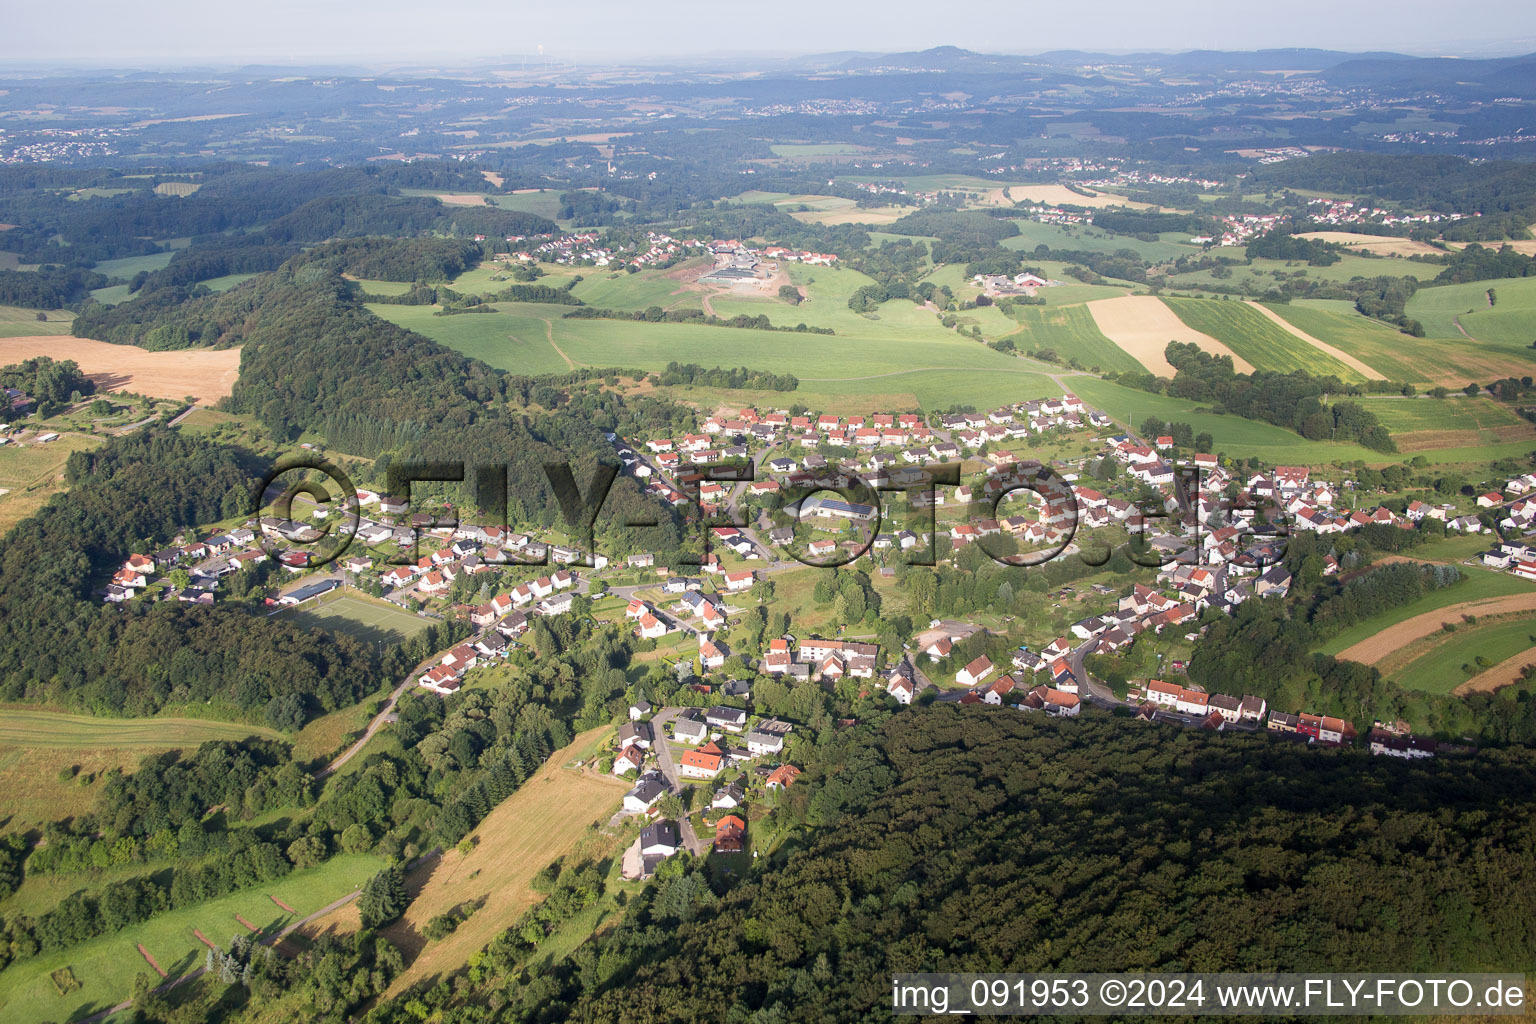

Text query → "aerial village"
[101,385,1528,869]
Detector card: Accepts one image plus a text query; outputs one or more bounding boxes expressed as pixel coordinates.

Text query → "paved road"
[638,706,707,856]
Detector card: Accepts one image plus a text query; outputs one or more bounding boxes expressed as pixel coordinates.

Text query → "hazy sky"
[3,0,1534,65]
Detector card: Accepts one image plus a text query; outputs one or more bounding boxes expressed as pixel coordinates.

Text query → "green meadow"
[1393,617,1536,694]
[365,303,575,375]
[0,305,75,338]
[92,252,174,279]
[0,854,384,1024]
[1407,277,1536,351]
[1002,220,1197,262]
[1069,376,1387,464]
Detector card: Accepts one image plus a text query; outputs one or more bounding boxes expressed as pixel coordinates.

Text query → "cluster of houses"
[1195,211,1287,246]
[708,238,838,268]
[3,387,34,418]
[1302,196,1470,230]
[106,525,270,604]
[761,635,879,683]
[615,700,800,878]
[418,575,581,694]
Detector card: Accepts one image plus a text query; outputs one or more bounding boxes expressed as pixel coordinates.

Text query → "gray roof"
[627,776,666,804]
[640,819,680,850]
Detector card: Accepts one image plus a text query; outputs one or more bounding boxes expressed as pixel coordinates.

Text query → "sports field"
[281,592,429,645]
[0,853,384,1024]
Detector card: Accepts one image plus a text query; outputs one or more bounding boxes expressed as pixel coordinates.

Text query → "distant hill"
[836,46,1051,73]
[1319,52,1536,95]
[1033,47,1409,71]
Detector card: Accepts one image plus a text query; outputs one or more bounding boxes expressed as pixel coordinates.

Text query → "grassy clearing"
[0,711,278,750]
[201,273,257,294]
[365,303,574,376]
[1393,617,1536,694]
[0,854,384,1024]
[1001,220,1196,262]
[351,278,413,296]
[1359,395,1536,449]
[1317,569,1534,656]
[569,266,703,311]
[1163,297,1357,378]
[1407,277,1536,353]
[1006,305,1146,374]
[0,747,142,833]
[289,699,379,765]
[278,592,429,647]
[91,252,173,279]
[770,143,866,158]
[485,189,567,222]
[0,305,75,338]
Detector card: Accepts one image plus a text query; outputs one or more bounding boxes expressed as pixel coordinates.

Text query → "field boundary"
[1086,295,1254,375]
[1334,593,1536,667]
[1454,648,1536,695]
[1245,301,1385,380]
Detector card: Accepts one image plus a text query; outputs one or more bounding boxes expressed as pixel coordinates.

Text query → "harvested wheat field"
[430,193,490,206]
[1244,301,1385,380]
[1335,593,1536,667]
[1087,295,1254,376]
[1295,231,1446,258]
[1445,239,1536,257]
[992,184,1153,210]
[0,336,240,404]
[302,727,626,994]
[1454,648,1536,695]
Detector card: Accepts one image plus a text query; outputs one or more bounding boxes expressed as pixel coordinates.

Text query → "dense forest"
[0,355,95,414]
[0,429,381,721]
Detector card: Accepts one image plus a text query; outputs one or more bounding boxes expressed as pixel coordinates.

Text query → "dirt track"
[1454,648,1536,695]
[1244,301,1385,380]
[0,336,240,405]
[1335,593,1536,666]
[1087,295,1254,376]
